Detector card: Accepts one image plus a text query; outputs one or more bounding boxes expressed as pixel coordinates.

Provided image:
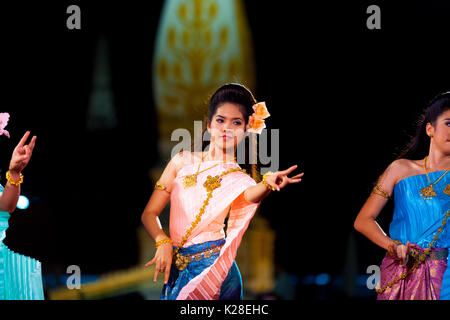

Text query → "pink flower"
[0,112,10,138]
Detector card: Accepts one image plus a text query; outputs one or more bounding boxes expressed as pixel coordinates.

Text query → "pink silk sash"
[169,160,261,300]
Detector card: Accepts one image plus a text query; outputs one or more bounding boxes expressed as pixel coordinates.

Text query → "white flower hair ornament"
[247,102,270,134]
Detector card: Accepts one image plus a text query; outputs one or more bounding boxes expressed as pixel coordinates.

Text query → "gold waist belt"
[409,248,448,261]
[174,244,224,271]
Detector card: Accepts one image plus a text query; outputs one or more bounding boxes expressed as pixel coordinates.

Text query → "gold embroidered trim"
[444,184,450,196]
[173,244,224,271]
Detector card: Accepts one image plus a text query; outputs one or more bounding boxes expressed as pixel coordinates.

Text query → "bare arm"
[243,182,271,203]
[141,152,180,243]
[354,160,405,250]
[141,151,183,283]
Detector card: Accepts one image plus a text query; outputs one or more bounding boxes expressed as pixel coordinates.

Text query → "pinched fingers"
[278,176,290,189]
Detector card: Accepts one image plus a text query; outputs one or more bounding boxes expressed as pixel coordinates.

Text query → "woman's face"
[428,109,450,155]
[207,102,248,151]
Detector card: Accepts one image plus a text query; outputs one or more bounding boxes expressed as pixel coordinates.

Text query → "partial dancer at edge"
[354,92,450,300]
[0,113,43,300]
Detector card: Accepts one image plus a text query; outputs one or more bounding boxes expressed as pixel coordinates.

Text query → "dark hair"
[197,83,262,182]
[397,91,450,160]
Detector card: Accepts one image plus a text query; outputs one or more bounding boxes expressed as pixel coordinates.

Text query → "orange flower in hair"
[247,102,270,134]
[252,102,270,119]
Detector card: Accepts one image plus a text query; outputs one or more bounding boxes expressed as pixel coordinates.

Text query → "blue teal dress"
[388,171,450,299]
[0,185,44,300]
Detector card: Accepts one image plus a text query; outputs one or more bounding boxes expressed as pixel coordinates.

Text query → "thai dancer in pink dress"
[141,83,303,300]
[354,92,450,299]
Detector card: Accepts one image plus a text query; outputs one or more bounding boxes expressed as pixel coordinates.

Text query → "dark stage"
[0,0,449,301]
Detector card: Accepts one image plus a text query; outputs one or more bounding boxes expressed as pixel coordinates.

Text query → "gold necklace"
[182,152,208,189]
[419,156,449,200]
[182,153,237,189]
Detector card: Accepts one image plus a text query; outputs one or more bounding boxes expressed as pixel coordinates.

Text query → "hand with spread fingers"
[263,165,304,192]
[9,131,37,174]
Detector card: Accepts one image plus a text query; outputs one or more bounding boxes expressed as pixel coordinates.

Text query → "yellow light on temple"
[153,0,256,155]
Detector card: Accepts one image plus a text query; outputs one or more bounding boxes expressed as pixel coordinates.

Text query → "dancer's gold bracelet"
[262,171,275,191]
[6,170,23,187]
[155,238,173,248]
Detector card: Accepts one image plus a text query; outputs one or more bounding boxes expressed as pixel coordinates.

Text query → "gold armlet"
[155,180,170,193]
[372,184,390,199]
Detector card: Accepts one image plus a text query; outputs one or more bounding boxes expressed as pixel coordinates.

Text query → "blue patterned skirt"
[161,238,242,300]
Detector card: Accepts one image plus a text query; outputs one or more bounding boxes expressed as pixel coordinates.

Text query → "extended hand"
[9,131,36,173]
[264,165,304,191]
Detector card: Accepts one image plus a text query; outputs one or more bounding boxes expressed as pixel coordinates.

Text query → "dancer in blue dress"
[0,116,42,300]
[354,92,450,299]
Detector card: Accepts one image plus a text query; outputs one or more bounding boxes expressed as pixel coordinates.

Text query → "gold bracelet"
[155,238,173,248]
[6,170,23,187]
[387,244,396,258]
[262,171,276,191]
[387,240,402,258]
